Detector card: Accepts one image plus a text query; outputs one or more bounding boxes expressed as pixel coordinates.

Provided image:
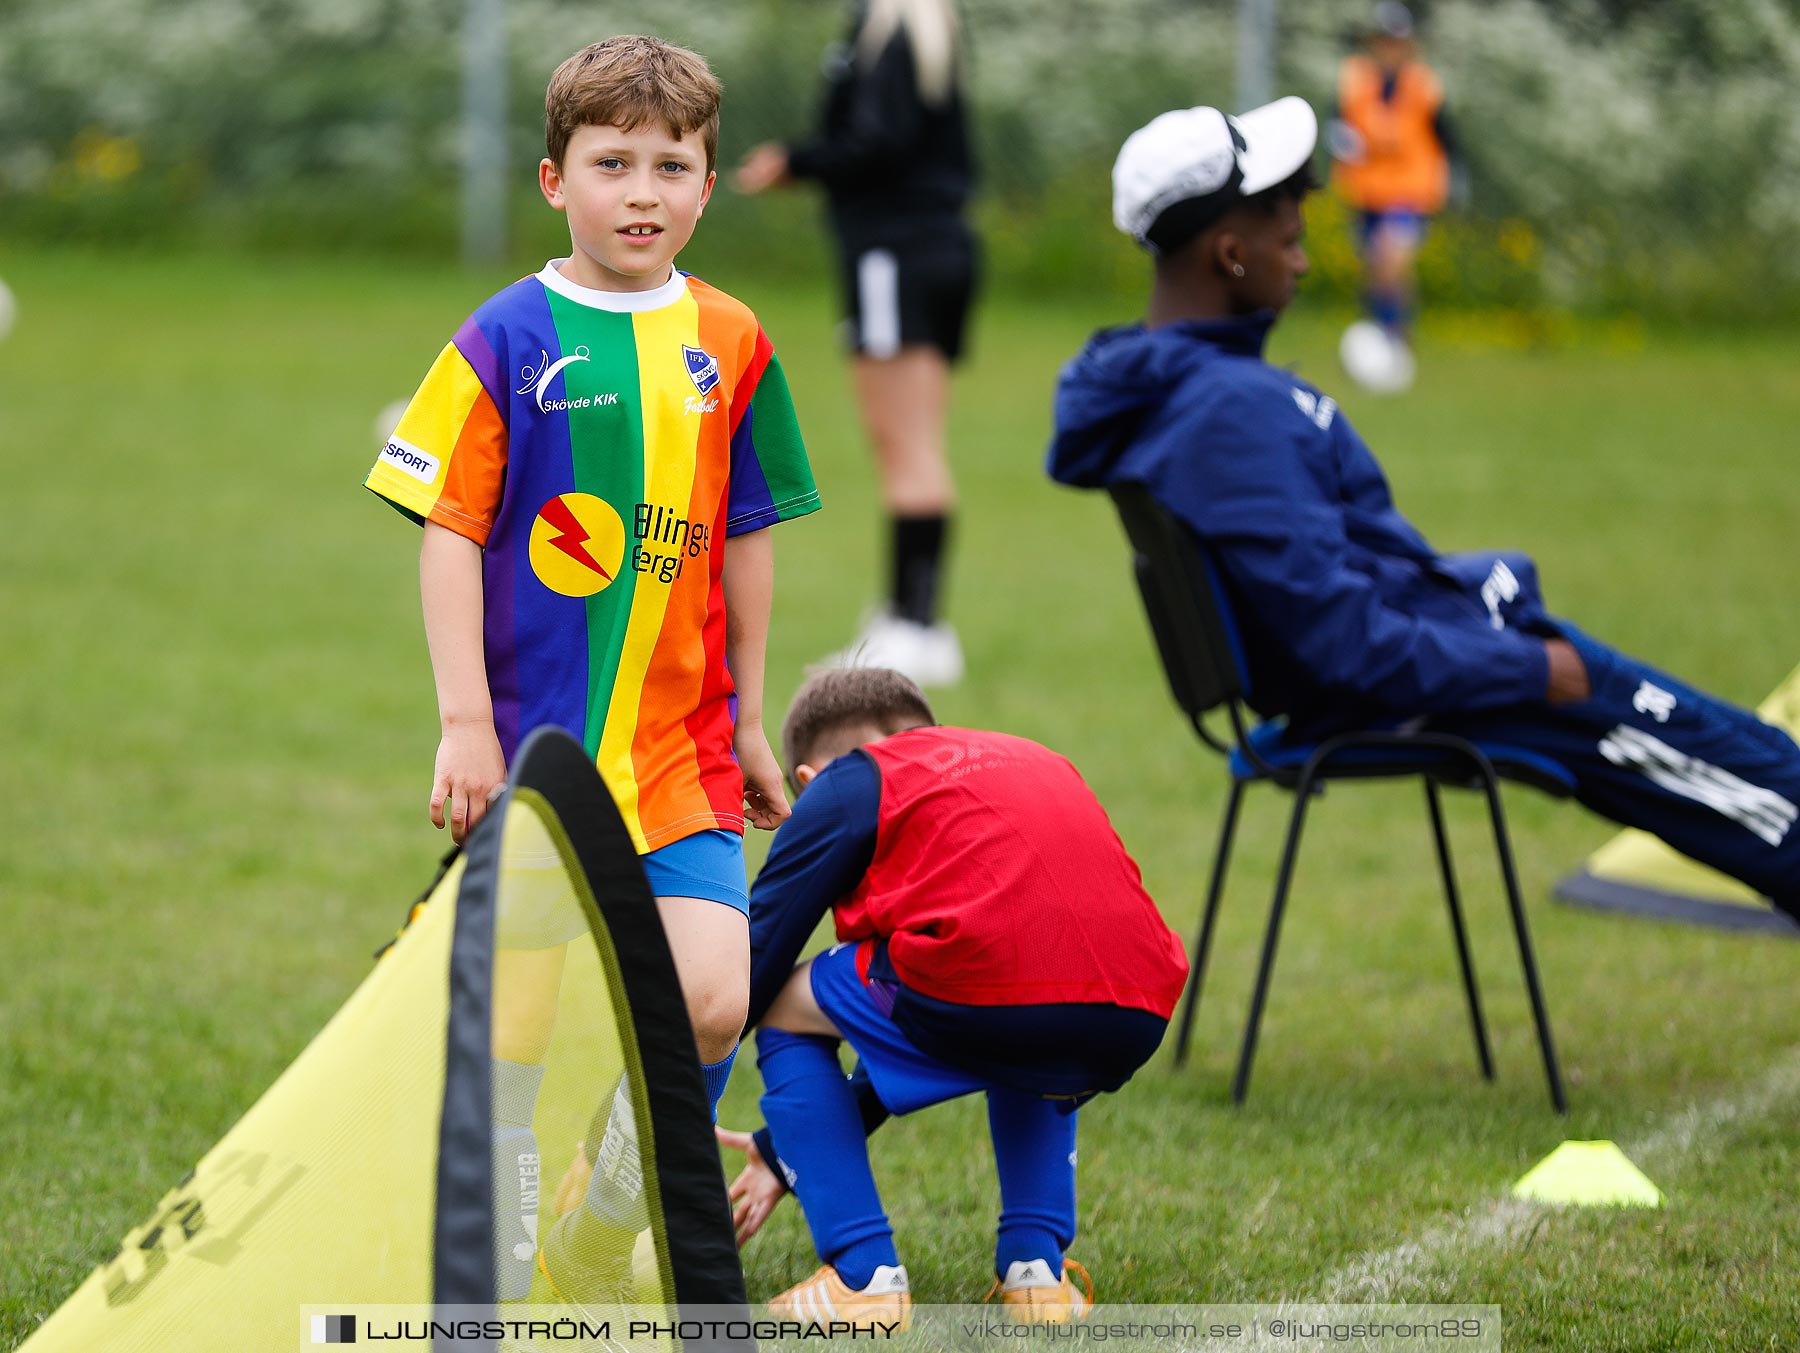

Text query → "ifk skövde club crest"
[682,345,720,396]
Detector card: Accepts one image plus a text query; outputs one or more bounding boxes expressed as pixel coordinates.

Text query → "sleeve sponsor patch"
[379,435,441,484]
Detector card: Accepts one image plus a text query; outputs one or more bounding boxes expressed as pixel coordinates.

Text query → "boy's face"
[1222,195,1310,315]
[1370,34,1415,70]
[540,122,715,292]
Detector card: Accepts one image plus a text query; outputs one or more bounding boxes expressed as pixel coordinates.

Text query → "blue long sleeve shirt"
[744,752,881,1032]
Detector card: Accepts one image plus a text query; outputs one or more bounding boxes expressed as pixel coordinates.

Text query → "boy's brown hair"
[545,36,722,171]
[781,669,937,778]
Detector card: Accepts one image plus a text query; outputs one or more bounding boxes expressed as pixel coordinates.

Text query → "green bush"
[4,0,1799,322]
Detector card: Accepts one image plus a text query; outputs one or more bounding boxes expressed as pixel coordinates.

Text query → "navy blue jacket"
[1046,313,1551,731]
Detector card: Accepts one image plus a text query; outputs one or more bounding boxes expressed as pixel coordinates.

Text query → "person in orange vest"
[1330,2,1456,349]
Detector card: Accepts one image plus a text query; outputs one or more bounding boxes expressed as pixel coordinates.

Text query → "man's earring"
[1231,263,1246,277]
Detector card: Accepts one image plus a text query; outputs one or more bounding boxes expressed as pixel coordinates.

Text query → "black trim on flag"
[434,791,501,1312]
[428,726,749,1353]
[508,729,752,1328]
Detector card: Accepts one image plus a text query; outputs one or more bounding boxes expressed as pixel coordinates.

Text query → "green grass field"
[2,247,1798,1351]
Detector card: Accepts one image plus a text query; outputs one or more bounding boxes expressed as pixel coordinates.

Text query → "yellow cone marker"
[1512,1140,1664,1207]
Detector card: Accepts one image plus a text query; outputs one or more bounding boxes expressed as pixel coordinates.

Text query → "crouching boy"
[719,669,1188,1326]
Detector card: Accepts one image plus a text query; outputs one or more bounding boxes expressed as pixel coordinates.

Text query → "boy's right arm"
[744,754,881,1029]
[420,521,504,844]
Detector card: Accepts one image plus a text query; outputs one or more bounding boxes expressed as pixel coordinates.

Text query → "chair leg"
[1478,774,1569,1115]
[1232,768,1318,1104]
[1424,780,1495,1081]
[1174,777,1245,1067]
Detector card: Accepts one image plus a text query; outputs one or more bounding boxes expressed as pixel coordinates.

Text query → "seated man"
[1047,97,1800,918]
[717,668,1188,1326]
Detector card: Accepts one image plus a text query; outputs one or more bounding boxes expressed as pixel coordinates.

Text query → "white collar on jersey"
[536,259,689,312]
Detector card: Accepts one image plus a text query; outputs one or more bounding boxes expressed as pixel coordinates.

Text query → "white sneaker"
[1338,319,1415,394]
[823,610,965,687]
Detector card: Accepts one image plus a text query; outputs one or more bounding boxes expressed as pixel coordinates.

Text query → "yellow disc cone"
[1512,1140,1664,1208]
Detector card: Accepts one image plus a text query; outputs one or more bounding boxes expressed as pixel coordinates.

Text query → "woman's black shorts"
[835,222,978,363]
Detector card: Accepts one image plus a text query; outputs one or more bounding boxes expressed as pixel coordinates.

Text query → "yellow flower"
[69,130,142,184]
[1498,221,1538,266]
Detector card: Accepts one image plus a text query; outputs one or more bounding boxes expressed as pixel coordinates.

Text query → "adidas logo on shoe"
[987,1257,1093,1325]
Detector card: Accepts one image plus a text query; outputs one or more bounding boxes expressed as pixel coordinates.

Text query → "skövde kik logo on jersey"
[529,493,626,597]
[517,346,620,415]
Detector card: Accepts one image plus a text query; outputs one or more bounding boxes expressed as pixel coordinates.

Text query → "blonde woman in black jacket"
[738,0,978,687]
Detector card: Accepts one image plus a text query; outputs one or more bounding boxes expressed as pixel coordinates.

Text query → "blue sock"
[757,1029,898,1288]
[1368,289,1407,334]
[491,1059,546,1300]
[988,1090,1078,1278]
[702,1045,738,1121]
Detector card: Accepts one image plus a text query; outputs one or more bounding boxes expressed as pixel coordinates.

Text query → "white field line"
[1311,1046,1800,1302]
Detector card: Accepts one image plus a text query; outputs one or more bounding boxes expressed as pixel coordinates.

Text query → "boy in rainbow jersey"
[364,36,819,1300]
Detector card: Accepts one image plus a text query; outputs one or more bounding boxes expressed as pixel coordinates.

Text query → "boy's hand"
[554,1141,594,1217]
[430,719,506,844]
[734,143,791,194]
[735,724,791,830]
[1545,638,1592,705]
[716,1125,788,1247]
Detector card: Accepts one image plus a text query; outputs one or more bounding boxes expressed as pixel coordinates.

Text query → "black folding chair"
[1109,482,1570,1113]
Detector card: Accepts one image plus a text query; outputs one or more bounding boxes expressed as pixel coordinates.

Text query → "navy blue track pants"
[1435,623,1800,916]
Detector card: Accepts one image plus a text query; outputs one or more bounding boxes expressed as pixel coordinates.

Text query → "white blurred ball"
[373,398,410,447]
[0,278,15,341]
[1339,320,1415,394]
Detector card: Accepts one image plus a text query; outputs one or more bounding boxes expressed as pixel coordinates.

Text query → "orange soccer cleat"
[769,1263,913,1330]
[984,1257,1093,1325]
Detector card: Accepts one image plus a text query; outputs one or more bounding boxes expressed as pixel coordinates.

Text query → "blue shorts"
[1359,209,1430,249]
[807,943,1166,1114]
[809,942,990,1115]
[495,826,746,949]
[640,828,749,914]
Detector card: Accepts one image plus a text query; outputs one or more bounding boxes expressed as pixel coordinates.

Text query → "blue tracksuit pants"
[1433,622,1800,915]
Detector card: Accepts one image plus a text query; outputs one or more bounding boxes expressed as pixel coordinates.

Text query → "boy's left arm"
[721,755,884,1244]
[723,527,789,830]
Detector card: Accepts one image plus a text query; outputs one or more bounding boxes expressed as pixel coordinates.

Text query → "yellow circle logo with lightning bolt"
[528,493,626,597]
